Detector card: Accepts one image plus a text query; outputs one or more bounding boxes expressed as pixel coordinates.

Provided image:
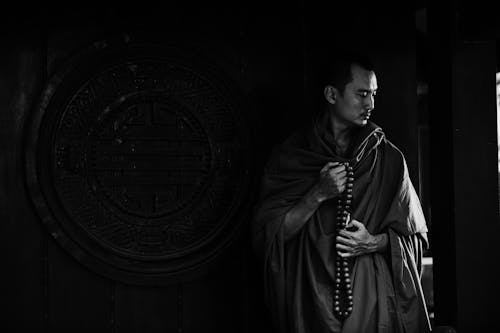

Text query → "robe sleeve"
[251,150,303,333]
[377,149,431,332]
[388,230,432,332]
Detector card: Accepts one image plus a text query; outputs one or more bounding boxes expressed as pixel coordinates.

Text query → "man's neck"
[329,114,354,146]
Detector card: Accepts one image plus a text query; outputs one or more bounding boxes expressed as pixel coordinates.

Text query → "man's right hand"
[283,162,348,241]
[313,162,347,202]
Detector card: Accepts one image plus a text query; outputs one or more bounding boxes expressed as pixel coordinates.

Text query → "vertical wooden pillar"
[452,40,500,332]
[428,0,458,328]
[429,2,500,331]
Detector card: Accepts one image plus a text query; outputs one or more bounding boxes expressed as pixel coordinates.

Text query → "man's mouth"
[361,113,371,120]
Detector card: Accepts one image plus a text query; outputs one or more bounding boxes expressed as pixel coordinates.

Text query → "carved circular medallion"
[25,38,252,284]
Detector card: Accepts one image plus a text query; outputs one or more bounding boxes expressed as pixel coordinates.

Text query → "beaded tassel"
[333,162,354,320]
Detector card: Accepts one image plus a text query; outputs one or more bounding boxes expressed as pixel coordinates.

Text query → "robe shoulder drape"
[252,121,431,333]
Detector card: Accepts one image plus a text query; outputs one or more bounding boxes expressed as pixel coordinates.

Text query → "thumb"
[321,161,340,172]
[349,219,365,228]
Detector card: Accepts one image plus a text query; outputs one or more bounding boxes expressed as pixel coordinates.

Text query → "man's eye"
[359,92,368,97]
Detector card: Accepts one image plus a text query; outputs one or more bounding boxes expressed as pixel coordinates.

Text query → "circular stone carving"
[25,38,252,284]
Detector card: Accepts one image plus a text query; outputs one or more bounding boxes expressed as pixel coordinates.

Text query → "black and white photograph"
[2,1,499,332]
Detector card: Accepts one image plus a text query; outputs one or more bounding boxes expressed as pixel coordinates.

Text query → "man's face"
[329,64,378,128]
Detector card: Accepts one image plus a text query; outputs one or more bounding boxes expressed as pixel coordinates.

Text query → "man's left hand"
[336,219,387,257]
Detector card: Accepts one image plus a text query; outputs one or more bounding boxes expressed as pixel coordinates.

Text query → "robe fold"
[252,119,431,333]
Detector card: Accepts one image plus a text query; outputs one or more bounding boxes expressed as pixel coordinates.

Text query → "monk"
[252,54,431,333]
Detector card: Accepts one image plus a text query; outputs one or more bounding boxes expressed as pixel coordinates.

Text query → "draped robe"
[252,119,431,333]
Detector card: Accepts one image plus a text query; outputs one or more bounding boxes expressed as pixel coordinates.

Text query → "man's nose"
[365,95,374,110]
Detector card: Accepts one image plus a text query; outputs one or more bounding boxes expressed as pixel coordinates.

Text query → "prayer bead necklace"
[333,162,354,320]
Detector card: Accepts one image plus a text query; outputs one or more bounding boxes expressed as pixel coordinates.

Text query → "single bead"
[344,311,349,316]
[335,289,340,294]
[345,278,351,283]
[334,300,340,306]
[335,306,340,312]
[344,272,349,278]
[348,307,353,312]
[335,278,341,284]
[334,294,339,300]
[348,295,353,300]
[347,289,353,295]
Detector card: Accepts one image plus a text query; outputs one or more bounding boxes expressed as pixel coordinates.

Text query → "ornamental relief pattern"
[26,41,251,283]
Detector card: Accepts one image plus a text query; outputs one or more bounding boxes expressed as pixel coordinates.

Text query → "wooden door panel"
[2,35,46,332]
[47,239,112,332]
[115,283,178,333]
[182,264,247,333]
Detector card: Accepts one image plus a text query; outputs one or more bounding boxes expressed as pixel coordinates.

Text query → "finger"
[328,172,347,184]
[337,170,347,178]
[336,243,352,252]
[338,251,354,258]
[329,165,346,174]
[336,236,355,246]
[321,162,340,172]
[329,168,346,176]
[349,220,365,228]
[338,230,355,238]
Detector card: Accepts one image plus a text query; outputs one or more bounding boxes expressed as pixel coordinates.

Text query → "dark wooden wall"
[1,2,423,332]
[428,1,500,331]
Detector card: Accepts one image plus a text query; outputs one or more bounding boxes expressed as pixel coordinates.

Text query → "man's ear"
[324,85,337,105]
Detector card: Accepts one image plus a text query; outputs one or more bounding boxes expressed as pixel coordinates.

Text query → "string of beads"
[333,162,354,320]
